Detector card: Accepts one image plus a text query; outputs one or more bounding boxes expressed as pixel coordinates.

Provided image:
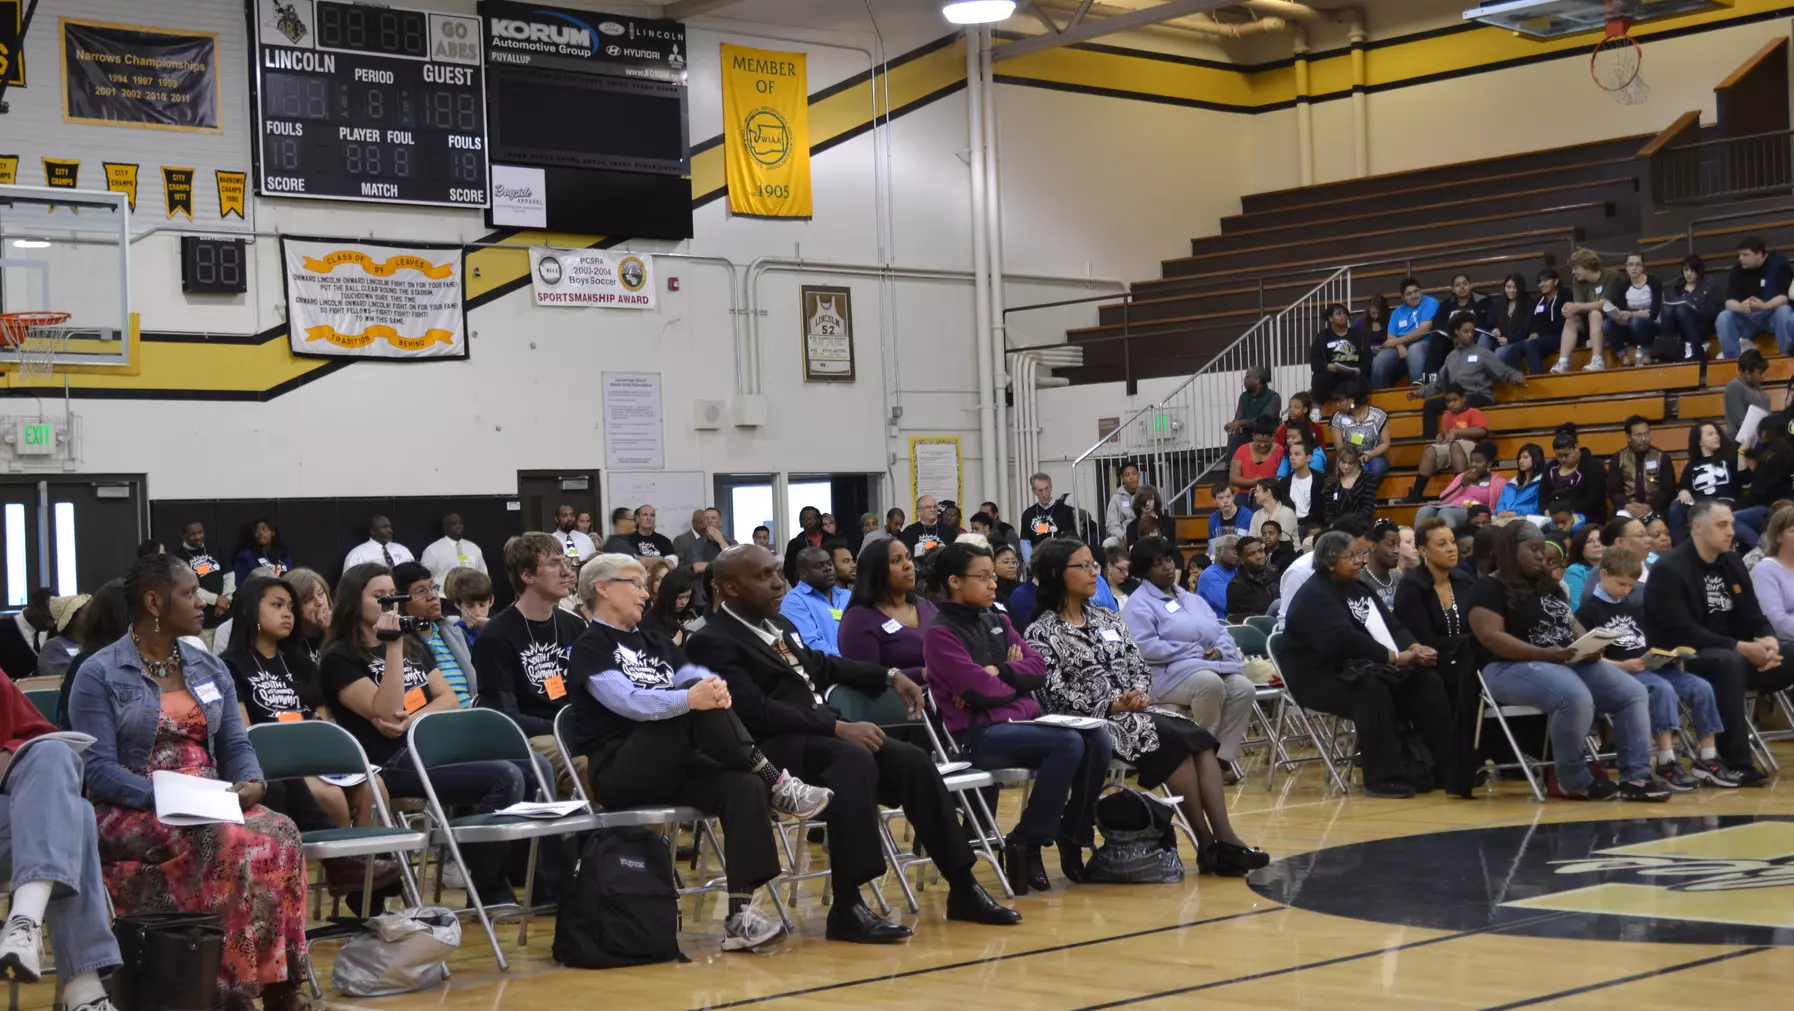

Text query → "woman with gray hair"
[564,553,834,952]
[1278,531,1458,798]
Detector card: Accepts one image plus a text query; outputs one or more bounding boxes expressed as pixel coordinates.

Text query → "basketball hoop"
[0,311,73,383]
[1591,16,1650,105]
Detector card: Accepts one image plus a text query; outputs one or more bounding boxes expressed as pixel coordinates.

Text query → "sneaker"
[1582,358,1607,372]
[439,861,465,890]
[1660,764,1699,792]
[1567,778,1620,801]
[768,771,834,820]
[1731,765,1770,788]
[722,905,786,951]
[70,1001,118,1011]
[0,915,41,983]
[1618,778,1672,802]
[1549,360,1571,374]
[1685,342,1695,359]
[1689,759,1743,788]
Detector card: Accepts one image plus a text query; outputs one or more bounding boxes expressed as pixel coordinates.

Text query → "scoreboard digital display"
[251,0,489,208]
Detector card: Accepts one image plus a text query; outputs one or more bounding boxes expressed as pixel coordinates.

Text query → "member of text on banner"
[720,43,811,219]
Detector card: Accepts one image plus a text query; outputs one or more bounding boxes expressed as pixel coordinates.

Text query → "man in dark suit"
[686,545,1021,943]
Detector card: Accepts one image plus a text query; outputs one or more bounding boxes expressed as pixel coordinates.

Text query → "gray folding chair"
[1263,632,1355,794]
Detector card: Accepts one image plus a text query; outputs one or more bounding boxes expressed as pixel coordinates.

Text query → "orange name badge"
[194,562,214,576]
[276,711,305,724]
[1033,521,1050,534]
[545,675,567,700]
[403,686,428,713]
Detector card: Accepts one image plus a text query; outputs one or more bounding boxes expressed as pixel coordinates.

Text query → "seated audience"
[1493,443,1546,523]
[1725,348,1772,439]
[1646,500,1794,786]
[1545,497,1581,540]
[1406,383,1494,503]
[628,505,678,562]
[1261,520,1298,577]
[1329,382,1392,490]
[1580,516,1653,605]
[1020,473,1079,546]
[1576,546,1724,792]
[1281,531,1456,798]
[1025,540,1268,875]
[1370,277,1440,388]
[901,497,960,564]
[1195,535,1239,619]
[1416,443,1504,531]
[1105,462,1142,546]
[979,501,1021,554]
[1429,274,1495,363]
[1103,546,1133,613]
[1275,422,1326,479]
[1208,484,1253,540]
[1745,413,1794,517]
[172,522,232,650]
[1468,522,1662,801]
[567,553,832,951]
[924,543,1110,893]
[781,546,852,657]
[1319,444,1379,527]
[1543,424,1609,526]
[420,513,484,591]
[394,561,475,707]
[602,508,638,554]
[866,509,903,552]
[1275,390,1329,449]
[1392,518,1482,797]
[552,505,598,565]
[993,542,1022,608]
[1222,367,1282,458]
[0,669,122,1011]
[1604,253,1662,367]
[1225,536,1275,618]
[1496,268,1569,375]
[1716,235,1794,359]
[1564,525,1605,604]
[839,538,938,685]
[1559,248,1623,373]
[473,533,589,797]
[1278,440,1321,533]
[1352,294,1389,376]
[321,563,540,907]
[1412,312,1523,442]
[1124,485,1173,547]
[1751,506,1794,647]
[1248,478,1296,545]
[1122,537,1256,768]
[1487,272,1532,357]
[33,594,88,681]
[1229,416,1285,499]
[1672,421,1751,544]
[1275,513,1374,634]
[751,526,773,549]
[446,567,494,650]
[1358,519,1403,611]
[344,513,414,570]
[70,555,310,1008]
[688,546,1019,940]
[1662,254,1724,362]
[1608,415,1675,522]
[232,518,293,584]
[643,567,703,647]
[1311,303,1368,404]
[0,589,50,680]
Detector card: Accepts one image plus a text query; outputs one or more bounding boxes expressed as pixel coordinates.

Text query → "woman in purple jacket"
[838,538,937,683]
[923,542,1112,896]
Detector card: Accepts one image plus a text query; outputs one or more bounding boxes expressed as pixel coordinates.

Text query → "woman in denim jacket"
[70,554,311,1011]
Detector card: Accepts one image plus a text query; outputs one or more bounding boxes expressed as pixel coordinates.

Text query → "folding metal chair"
[1473,667,1556,803]
[22,689,57,723]
[1224,624,1297,782]
[1263,632,1355,794]
[1244,614,1277,637]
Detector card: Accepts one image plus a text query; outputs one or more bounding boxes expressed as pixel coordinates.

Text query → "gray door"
[1,475,146,603]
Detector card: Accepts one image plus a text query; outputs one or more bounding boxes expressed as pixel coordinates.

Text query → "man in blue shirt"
[779,546,851,655]
[1371,276,1440,389]
[1195,534,1240,619]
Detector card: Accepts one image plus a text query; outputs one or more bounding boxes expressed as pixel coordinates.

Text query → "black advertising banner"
[163,166,194,219]
[61,18,220,132]
[1,0,25,88]
[481,1,686,82]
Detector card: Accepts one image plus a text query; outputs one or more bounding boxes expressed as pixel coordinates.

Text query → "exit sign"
[14,421,55,456]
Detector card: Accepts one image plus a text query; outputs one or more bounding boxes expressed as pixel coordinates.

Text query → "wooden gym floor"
[26,744,1794,1010]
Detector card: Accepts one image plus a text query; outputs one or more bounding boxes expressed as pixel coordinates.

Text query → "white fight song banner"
[283,237,467,361]
[529,247,657,309]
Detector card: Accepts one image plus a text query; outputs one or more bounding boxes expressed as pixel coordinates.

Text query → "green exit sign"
[15,421,55,456]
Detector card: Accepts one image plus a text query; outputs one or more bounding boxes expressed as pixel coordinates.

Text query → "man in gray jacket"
[1104,461,1142,547]
[1412,310,1527,439]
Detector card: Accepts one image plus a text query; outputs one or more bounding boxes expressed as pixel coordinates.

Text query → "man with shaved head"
[688,545,1021,943]
[780,545,850,656]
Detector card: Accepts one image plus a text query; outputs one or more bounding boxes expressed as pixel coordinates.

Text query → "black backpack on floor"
[553,828,687,969]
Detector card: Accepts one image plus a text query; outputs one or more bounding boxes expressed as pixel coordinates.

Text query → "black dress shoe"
[825,900,913,944]
[1057,837,1088,884]
[1364,780,1415,799]
[1026,847,1051,892]
[1001,836,1030,896]
[1211,840,1271,876]
[945,882,1022,926]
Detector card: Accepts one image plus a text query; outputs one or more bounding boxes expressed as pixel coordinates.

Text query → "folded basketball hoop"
[0,310,73,383]
[1591,16,1650,105]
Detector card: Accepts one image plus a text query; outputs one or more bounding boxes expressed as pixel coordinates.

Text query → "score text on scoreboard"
[251,0,489,208]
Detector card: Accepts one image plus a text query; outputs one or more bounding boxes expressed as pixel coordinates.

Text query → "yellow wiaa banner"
[721,43,811,219]
[301,250,455,278]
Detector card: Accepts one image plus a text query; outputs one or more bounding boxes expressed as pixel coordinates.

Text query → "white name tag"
[1534,304,1545,315]
[1165,600,1181,613]
[993,602,1007,612]
[194,682,222,704]
[1098,628,1122,643]
[1466,354,1479,363]
[881,618,903,634]
[1594,285,1604,295]
[1645,459,1659,471]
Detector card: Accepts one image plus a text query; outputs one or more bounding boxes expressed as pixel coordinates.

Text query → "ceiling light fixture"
[943,1,1016,25]
[9,238,50,249]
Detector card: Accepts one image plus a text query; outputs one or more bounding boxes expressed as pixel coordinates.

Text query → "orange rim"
[0,311,71,348]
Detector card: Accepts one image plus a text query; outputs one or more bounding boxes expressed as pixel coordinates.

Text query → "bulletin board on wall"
[908,435,962,514]
[607,470,707,539]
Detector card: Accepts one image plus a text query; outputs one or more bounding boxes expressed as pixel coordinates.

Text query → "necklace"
[131,628,181,681]
[1363,567,1395,592]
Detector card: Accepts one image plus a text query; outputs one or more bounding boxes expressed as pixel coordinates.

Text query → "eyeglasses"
[607,578,649,593]
[410,587,439,601]
[961,572,999,583]
[1071,561,1102,573]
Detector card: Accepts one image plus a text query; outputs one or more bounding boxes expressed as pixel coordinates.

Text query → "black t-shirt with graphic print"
[1574,595,1651,662]
[319,641,435,765]
[171,542,227,629]
[224,651,318,725]
[564,619,689,762]
[472,604,589,737]
[627,532,677,558]
[1471,574,1577,650]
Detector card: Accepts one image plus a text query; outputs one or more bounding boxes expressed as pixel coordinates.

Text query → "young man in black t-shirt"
[626,505,678,560]
[473,531,590,798]
[171,521,231,648]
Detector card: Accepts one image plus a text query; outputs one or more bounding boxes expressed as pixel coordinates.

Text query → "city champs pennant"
[162,165,194,219]
[720,43,811,218]
[0,154,17,185]
[215,169,245,218]
[43,158,79,212]
[104,162,139,210]
[282,236,466,362]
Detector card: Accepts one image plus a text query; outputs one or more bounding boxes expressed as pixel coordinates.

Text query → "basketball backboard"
[0,184,133,376]
[1464,0,1730,38]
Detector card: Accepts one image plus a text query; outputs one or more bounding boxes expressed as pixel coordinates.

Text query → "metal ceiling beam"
[1068,0,1095,28]
[662,0,746,19]
[994,0,1237,60]
[1028,3,1063,34]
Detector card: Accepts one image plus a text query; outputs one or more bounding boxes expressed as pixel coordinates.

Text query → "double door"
[1,475,146,604]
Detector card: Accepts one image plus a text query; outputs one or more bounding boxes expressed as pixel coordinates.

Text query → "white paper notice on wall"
[530,247,657,309]
[282,237,467,360]
[491,165,547,227]
[909,435,963,512]
[603,372,665,469]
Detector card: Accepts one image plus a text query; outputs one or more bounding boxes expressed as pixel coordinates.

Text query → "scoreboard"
[250,0,489,208]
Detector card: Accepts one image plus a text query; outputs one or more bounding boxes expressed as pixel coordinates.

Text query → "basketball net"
[0,311,72,384]
[1591,17,1650,105]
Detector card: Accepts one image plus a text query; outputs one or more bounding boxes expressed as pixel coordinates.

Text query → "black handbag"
[1337,658,1413,688]
[1085,787,1185,884]
[111,912,225,1011]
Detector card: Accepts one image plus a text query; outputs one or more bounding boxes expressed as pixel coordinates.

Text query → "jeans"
[1663,303,1715,361]
[1715,305,1794,357]
[1371,342,1428,388]
[1363,454,1389,491]
[1681,649,1794,768]
[1603,316,1659,353]
[1481,658,1652,790]
[1415,505,1469,530]
[1635,668,1723,738]
[1496,332,1564,375]
[1156,669,1256,761]
[1668,501,1766,547]
[383,751,547,899]
[967,723,1111,846]
[0,740,122,978]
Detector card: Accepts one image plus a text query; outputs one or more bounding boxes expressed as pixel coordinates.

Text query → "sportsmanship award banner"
[60,18,220,132]
[720,44,811,218]
[529,247,656,309]
[283,237,467,361]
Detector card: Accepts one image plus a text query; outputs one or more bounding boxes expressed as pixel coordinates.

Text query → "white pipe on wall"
[981,27,1012,521]
[966,28,998,508]
[1349,19,1369,178]
[1293,25,1313,187]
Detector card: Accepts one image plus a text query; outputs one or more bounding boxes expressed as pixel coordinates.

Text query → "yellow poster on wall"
[720,43,811,219]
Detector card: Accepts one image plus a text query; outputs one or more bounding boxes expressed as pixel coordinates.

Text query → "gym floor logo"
[744,108,791,168]
[1249,816,1794,945]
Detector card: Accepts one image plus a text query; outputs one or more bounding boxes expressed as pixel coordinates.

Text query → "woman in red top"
[1273,391,1327,448]
[1229,416,1285,504]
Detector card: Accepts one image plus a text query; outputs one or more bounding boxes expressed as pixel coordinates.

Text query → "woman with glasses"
[566,554,832,952]
[1024,539,1268,877]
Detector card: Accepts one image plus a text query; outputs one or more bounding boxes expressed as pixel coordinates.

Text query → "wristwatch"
[886,668,901,687]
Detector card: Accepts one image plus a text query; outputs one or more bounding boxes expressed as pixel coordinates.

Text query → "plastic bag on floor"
[331,905,460,996]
